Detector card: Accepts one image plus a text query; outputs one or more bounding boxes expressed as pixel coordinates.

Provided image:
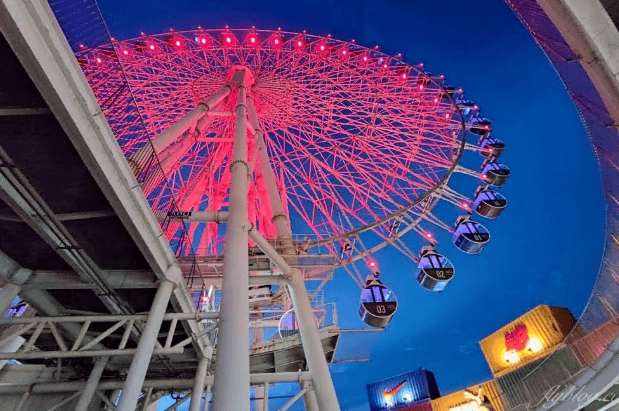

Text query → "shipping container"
[397,400,433,411]
[431,380,505,411]
[479,305,577,377]
[367,369,440,411]
[496,346,582,410]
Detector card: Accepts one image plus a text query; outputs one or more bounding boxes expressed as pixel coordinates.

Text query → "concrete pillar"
[75,356,108,411]
[117,280,175,411]
[190,358,209,411]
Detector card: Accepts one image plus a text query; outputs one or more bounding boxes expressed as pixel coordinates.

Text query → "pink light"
[202,38,207,44]
[226,37,232,43]
[96,57,102,64]
[251,37,256,43]
[383,63,388,69]
[122,49,129,55]
[363,55,368,62]
[342,49,347,55]
[275,39,280,44]
[320,45,325,51]
[298,41,303,46]
[419,85,424,91]
[425,232,433,239]
[462,202,469,209]
[481,174,487,179]
[445,113,450,119]
[401,73,406,79]
[176,40,181,46]
[149,44,155,50]
[433,98,438,103]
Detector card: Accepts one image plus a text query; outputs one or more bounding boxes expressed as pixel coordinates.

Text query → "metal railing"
[46,0,203,290]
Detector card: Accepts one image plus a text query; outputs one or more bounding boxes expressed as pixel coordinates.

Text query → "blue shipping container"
[366,369,440,411]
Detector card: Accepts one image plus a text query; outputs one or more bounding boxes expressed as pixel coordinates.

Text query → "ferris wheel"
[75,27,510,411]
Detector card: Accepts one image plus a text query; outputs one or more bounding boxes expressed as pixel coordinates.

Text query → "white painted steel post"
[203,384,212,411]
[288,270,341,411]
[303,381,320,411]
[247,95,341,411]
[254,385,264,411]
[246,95,290,239]
[212,69,251,411]
[117,280,175,411]
[144,84,232,156]
[0,283,20,315]
[141,387,154,411]
[262,383,269,411]
[190,358,209,411]
[75,356,109,411]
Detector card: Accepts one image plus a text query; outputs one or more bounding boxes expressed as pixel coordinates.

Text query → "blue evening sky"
[94,0,605,409]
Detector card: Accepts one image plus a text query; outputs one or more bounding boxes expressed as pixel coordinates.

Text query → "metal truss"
[0,312,218,360]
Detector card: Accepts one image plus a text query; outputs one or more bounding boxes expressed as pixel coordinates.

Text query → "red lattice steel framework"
[76,28,485,281]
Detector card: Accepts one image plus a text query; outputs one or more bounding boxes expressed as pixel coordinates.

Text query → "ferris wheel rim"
[78,27,472,254]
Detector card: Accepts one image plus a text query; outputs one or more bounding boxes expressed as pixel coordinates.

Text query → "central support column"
[212,68,251,411]
[247,93,342,411]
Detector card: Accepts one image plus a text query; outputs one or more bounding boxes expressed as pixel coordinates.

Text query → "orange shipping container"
[479,305,577,377]
[431,380,505,411]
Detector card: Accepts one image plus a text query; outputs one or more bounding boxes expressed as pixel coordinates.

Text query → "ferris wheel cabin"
[479,136,505,158]
[453,217,490,254]
[359,278,398,328]
[481,161,510,187]
[416,247,455,293]
[473,188,507,219]
[469,118,492,136]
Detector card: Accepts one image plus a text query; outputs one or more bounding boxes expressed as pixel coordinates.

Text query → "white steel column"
[0,267,31,315]
[190,358,209,411]
[254,385,264,411]
[262,383,269,411]
[212,68,251,411]
[75,356,109,411]
[203,384,212,411]
[138,84,232,157]
[303,381,320,411]
[247,94,341,411]
[0,283,20,315]
[288,270,340,411]
[117,280,175,411]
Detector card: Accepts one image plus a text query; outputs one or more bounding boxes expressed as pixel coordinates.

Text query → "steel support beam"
[190,358,209,411]
[303,381,320,411]
[0,372,312,394]
[212,68,251,411]
[117,280,175,411]
[0,283,21,315]
[248,229,341,411]
[536,0,619,126]
[75,356,108,411]
[0,0,209,358]
[277,385,307,411]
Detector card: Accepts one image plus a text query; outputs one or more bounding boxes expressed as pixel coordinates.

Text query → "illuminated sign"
[383,380,406,404]
[505,324,528,351]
